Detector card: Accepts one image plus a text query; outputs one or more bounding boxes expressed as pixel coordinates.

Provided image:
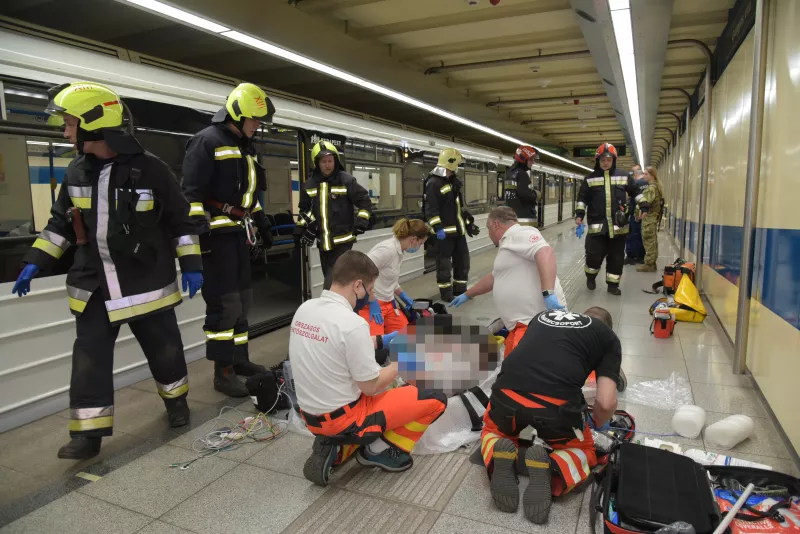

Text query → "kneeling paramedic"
[294,141,372,290]
[480,307,621,524]
[360,218,429,336]
[12,82,203,460]
[450,206,566,355]
[289,251,447,486]
[424,148,480,301]
[182,83,276,398]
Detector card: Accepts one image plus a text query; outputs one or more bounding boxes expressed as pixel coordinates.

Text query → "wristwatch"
[542,290,554,297]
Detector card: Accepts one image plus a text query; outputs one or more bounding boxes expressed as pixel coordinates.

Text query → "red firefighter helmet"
[514,145,538,164]
[595,143,618,160]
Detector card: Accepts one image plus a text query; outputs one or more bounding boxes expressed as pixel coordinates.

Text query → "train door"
[561,177,574,222]
[534,170,546,228]
[543,173,560,227]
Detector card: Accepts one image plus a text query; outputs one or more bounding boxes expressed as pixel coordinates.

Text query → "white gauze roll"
[671,405,706,439]
[704,414,755,449]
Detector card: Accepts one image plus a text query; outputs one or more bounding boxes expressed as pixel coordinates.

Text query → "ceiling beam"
[487,93,608,108]
[294,0,387,14]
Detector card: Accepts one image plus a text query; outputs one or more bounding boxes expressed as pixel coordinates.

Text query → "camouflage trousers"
[642,214,660,266]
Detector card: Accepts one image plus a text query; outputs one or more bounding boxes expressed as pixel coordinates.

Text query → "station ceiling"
[0,0,735,172]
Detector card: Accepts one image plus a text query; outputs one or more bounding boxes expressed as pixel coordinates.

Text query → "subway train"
[0,27,582,431]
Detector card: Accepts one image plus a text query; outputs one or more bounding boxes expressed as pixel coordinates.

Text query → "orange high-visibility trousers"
[358,299,410,336]
[503,323,529,357]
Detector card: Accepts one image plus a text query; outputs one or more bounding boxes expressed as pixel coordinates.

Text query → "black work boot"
[439,288,454,303]
[607,284,622,296]
[214,363,249,397]
[165,397,190,428]
[453,283,467,297]
[586,276,597,291]
[58,436,102,460]
[232,360,267,377]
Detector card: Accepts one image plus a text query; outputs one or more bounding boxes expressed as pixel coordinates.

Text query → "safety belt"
[458,386,490,432]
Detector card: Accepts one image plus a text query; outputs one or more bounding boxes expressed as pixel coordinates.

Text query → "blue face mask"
[406,247,419,254]
[353,281,370,312]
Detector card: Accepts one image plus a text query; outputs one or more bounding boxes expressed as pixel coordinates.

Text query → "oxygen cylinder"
[704,415,755,449]
[671,405,706,439]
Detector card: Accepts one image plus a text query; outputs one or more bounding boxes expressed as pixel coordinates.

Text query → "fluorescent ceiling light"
[117,0,591,173]
[26,141,74,147]
[289,160,298,165]
[609,3,644,165]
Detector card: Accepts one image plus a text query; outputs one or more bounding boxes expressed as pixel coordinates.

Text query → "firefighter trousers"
[436,235,470,299]
[480,389,597,496]
[319,243,353,291]
[201,231,253,365]
[358,299,409,336]
[69,291,188,438]
[301,385,447,465]
[584,234,626,287]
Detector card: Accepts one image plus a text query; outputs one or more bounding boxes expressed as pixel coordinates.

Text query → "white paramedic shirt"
[289,290,381,415]
[367,236,403,302]
[492,224,566,329]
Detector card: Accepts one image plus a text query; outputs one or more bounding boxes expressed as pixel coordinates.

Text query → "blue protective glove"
[544,293,565,311]
[575,224,585,239]
[181,271,203,299]
[449,293,469,308]
[12,264,39,297]
[436,229,446,240]
[382,330,399,344]
[398,291,414,309]
[369,300,384,325]
[588,415,611,432]
[397,352,423,372]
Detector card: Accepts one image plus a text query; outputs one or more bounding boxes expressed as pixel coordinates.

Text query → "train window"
[464,172,488,205]
[347,163,403,211]
[487,169,498,205]
[563,178,574,201]
[546,174,560,204]
[345,140,376,161]
[376,145,400,163]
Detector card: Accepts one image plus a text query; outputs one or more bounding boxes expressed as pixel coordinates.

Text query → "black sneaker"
[607,285,622,296]
[213,364,249,397]
[232,360,267,377]
[489,438,519,513]
[586,278,596,290]
[165,397,190,428]
[522,442,552,524]
[303,436,339,487]
[57,437,102,460]
[356,444,413,472]
[616,368,628,392]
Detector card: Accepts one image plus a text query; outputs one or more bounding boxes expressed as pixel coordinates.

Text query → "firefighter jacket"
[424,168,469,237]
[182,123,271,236]
[25,152,203,326]
[504,162,539,222]
[296,169,372,252]
[627,177,648,214]
[575,167,637,238]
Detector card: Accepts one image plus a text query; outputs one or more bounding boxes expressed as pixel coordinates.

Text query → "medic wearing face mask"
[358,218,430,336]
[289,250,447,486]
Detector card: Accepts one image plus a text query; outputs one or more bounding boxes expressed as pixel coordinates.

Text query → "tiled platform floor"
[1,221,798,533]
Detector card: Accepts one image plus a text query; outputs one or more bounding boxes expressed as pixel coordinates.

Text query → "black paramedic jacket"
[424,168,468,237]
[504,161,539,222]
[575,160,638,238]
[25,151,202,326]
[296,168,372,252]
[181,123,271,236]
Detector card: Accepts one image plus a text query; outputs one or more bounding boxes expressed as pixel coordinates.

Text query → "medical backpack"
[645,259,696,295]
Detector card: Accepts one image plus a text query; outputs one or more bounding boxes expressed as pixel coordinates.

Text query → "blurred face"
[526,158,534,170]
[318,154,336,177]
[241,118,261,138]
[63,114,79,146]
[643,169,654,182]
[599,155,614,171]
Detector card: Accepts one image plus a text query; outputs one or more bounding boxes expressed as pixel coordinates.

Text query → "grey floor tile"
[137,521,197,534]
[575,487,603,534]
[703,411,792,459]
[108,388,211,439]
[615,402,704,450]
[618,313,658,327]
[0,491,150,534]
[161,463,326,534]
[245,432,326,479]
[678,329,726,346]
[429,513,530,534]
[692,384,768,418]
[167,408,274,463]
[685,359,753,388]
[79,444,237,518]
[615,325,655,339]
[0,467,49,508]
[700,448,800,477]
[681,343,733,363]
[443,465,582,533]
[620,356,687,380]
[618,337,684,359]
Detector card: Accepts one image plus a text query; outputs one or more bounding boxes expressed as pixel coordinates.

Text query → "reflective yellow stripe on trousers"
[69,406,113,432]
[156,376,188,399]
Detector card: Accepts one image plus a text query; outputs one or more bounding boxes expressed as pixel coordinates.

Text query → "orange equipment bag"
[644,258,696,295]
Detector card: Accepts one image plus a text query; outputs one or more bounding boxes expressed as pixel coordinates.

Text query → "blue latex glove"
[436,229,446,240]
[588,415,611,432]
[12,264,39,297]
[369,300,384,325]
[575,224,585,239]
[544,294,565,310]
[382,330,399,344]
[398,352,423,372]
[181,271,203,299]
[398,291,414,309]
[449,293,469,307]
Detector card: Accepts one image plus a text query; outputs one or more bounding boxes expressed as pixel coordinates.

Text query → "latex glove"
[575,224,585,239]
[588,415,611,432]
[382,330,399,344]
[397,352,423,372]
[369,300,384,325]
[436,229,446,240]
[181,271,203,299]
[398,291,414,309]
[449,293,469,308]
[257,223,273,249]
[12,264,39,297]
[544,294,565,310]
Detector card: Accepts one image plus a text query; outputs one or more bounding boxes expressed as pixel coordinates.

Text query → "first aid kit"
[651,303,675,338]
[645,259,696,295]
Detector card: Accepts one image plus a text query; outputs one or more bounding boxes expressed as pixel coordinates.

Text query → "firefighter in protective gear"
[574,143,638,295]
[481,307,621,524]
[425,148,475,301]
[294,140,372,289]
[182,82,276,398]
[504,145,540,227]
[11,82,202,460]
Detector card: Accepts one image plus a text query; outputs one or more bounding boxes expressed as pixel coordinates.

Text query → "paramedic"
[449,206,566,355]
[481,307,620,524]
[289,251,447,487]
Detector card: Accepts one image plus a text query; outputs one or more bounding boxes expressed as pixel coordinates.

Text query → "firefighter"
[294,141,372,290]
[481,307,620,524]
[504,145,540,227]
[574,143,638,295]
[289,251,447,486]
[424,148,479,301]
[11,82,203,459]
[181,83,276,398]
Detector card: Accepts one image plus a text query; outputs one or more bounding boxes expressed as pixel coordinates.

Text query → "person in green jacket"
[636,166,664,272]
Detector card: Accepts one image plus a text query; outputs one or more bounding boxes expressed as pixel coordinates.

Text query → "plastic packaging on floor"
[684,449,771,470]
[671,405,706,439]
[287,408,314,438]
[655,522,696,534]
[621,372,693,410]
[639,438,683,455]
[705,414,755,449]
